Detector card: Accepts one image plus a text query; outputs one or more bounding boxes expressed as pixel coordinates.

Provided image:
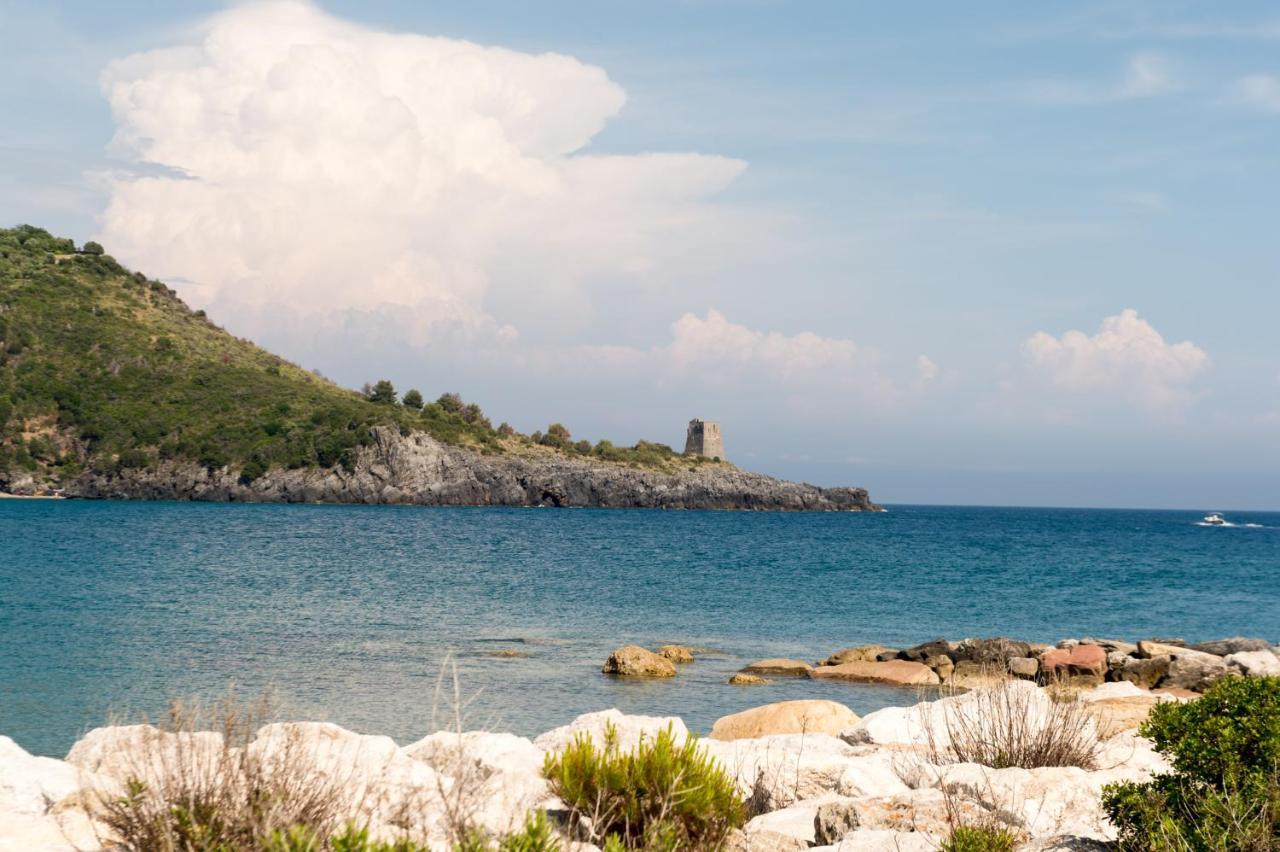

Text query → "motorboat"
[1203,512,1226,526]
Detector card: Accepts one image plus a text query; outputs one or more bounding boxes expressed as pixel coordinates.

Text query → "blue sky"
[2,1,1279,508]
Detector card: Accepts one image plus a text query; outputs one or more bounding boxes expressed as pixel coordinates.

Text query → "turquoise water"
[2,501,1277,757]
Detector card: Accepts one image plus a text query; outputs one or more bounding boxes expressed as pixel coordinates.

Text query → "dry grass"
[88,694,369,852]
[922,671,1100,770]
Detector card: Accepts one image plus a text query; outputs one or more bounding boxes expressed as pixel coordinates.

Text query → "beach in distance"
[3,499,1276,759]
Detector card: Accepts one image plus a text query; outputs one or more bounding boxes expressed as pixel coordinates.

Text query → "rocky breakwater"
[66,426,881,511]
[750,634,1280,695]
[0,682,1185,851]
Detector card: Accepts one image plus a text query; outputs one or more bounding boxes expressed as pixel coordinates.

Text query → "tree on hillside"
[81,241,104,256]
[437,392,462,414]
[364,379,397,405]
[547,423,571,442]
[401,388,424,410]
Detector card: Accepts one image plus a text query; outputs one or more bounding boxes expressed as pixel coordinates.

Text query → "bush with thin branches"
[923,677,1100,770]
[89,696,364,851]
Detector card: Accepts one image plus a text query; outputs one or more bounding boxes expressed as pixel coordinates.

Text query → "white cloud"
[916,355,939,382]
[1228,74,1280,113]
[95,0,746,347]
[667,309,858,378]
[1013,52,1179,106]
[1023,309,1208,406]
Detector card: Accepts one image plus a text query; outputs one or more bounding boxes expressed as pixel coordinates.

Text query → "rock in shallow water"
[601,645,676,677]
[812,660,939,687]
[741,658,814,677]
[710,700,860,741]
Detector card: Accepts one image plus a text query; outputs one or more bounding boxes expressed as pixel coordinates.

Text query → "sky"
[1,0,1278,509]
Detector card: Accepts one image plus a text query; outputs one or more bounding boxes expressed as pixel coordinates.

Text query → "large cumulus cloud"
[97,0,745,349]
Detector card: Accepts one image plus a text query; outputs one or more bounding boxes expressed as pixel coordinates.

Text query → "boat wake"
[1194,521,1265,528]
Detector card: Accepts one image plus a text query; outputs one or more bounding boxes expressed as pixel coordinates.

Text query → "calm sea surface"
[2,501,1277,757]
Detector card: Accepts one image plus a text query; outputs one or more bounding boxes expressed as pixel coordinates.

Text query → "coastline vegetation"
[0,226,712,489]
[1102,675,1280,851]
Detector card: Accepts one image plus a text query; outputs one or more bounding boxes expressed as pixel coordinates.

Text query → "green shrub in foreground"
[941,825,1019,852]
[1102,675,1280,851]
[543,723,744,851]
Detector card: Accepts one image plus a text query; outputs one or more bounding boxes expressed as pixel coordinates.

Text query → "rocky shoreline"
[7,426,880,512]
[6,635,1275,851]
[604,633,1280,693]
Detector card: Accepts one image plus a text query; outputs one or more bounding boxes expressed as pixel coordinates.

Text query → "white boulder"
[533,709,688,753]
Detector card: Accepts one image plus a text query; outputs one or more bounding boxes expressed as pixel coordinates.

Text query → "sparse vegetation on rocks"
[542,722,745,850]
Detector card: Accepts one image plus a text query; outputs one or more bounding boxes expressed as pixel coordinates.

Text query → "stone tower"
[684,419,724,459]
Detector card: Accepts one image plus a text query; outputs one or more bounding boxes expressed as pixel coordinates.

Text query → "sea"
[2,501,1277,757]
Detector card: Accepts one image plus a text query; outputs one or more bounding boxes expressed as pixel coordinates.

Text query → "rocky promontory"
[56,426,881,511]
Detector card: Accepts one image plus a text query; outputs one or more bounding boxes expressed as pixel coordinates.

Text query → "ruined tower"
[683,419,724,459]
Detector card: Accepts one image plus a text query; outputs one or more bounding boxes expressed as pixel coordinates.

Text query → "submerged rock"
[741,659,814,677]
[820,646,890,667]
[730,673,769,685]
[657,644,695,664]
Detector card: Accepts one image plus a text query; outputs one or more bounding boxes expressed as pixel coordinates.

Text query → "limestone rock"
[811,660,939,687]
[70,424,882,511]
[1162,650,1229,691]
[741,659,814,677]
[534,709,688,753]
[1080,638,1138,656]
[710,700,859,741]
[813,829,937,851]
[1009,657,1040,680]
[1136,640,1190,658]
[1118,655,1170,689]
[1191,637,1272,656]
[730,673,768,685]
[954,637,1033,664]
[821,645,889,667]
[948,660,1008,690]
[602,645,676,677]
[924,654,954,682]
[657,644,695,663]
[814,797,861,845]
[1225,649,1280,677]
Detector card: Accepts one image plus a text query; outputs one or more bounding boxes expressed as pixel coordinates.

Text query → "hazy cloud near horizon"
[4,0,1279,507]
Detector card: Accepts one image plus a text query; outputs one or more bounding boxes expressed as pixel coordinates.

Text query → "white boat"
[1203,512,1226,525]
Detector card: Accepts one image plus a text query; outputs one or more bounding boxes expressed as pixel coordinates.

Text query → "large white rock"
[0,737,84,816]
[811,828,938,851]
[0,808,102,852]
[402,731,544,778]
[1225,650,1280,677]
[743,793,848,846]
[0,737,108,851]
[533,709,689,753]
[845,681,1099,756]
[401,730,554,838]
[702,733,893,811]
[66,724,227,786]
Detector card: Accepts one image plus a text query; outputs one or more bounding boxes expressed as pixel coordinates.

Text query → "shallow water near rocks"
[2,501,1277,757]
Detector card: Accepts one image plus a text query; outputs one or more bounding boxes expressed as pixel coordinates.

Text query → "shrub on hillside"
[363,380,397,405]
[401,389,424,411]
[81,240,104,255]
[1102,675,1280,850]
[543,723,744,851]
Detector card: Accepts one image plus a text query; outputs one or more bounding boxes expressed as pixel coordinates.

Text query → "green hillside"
[0,226,692,491]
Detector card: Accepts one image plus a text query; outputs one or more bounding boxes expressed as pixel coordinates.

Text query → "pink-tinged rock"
[1041,644,1107,679]
[811,660,940,687]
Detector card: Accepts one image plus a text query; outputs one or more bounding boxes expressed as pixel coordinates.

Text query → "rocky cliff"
[58,426,879,511]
